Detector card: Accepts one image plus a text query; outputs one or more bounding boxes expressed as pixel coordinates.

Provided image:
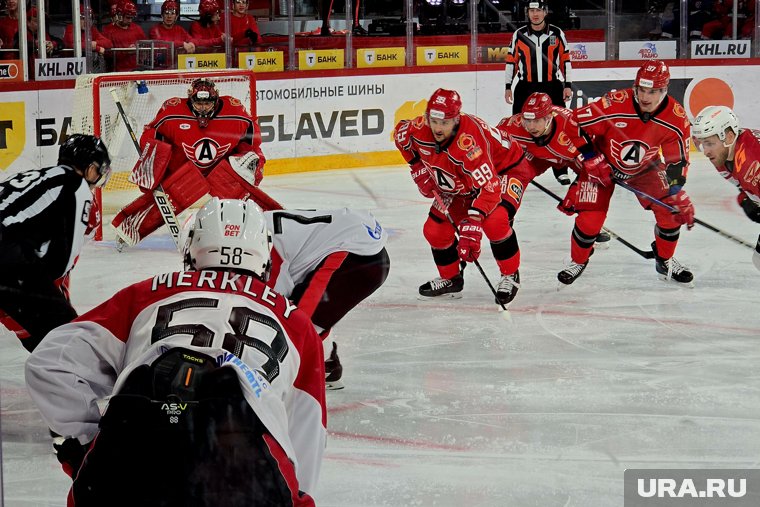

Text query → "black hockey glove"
[245,29,258,45]
[737,193,760,223]
[52,436,89,478]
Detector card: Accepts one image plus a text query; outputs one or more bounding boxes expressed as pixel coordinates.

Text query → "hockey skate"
[652,242,694,287]
[325,342,344,390]
[495,271,520,305]
[418,273,464,299]
[557,260,588,286]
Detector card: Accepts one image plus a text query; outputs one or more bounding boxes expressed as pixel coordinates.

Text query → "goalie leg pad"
[112,162,209,246]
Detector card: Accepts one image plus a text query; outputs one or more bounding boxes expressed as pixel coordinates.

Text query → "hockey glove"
[754,235,760,272]
[229,152,263,186]
[457,217,483,262]
[410,163,436,198]
[663,190,695,229]
[245,29,259,45]
[52,435,89,479]
[737,192,760,223]
[581,153,613,187]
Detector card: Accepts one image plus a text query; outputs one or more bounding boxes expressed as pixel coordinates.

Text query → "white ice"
[1,154,759,507]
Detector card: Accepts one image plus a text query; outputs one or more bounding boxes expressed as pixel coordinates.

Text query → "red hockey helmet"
[198,0,220,17]
[635,60,670,89]
[161,0,179,15]
[522,92,553,120]
[120,1,137,17]
[188,78,220,127]
[426,88,462,121]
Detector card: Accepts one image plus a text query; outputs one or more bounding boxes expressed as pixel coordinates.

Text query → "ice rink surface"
[1,154,759,506]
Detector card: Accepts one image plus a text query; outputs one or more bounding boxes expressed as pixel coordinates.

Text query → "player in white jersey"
[0,134,110,351]
[262,208,390,389]
[26,198,325,506]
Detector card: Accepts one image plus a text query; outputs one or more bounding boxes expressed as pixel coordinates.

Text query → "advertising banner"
[34,57,86,81]
[238,51,285,72]
[356,47,405,68]
[298,49,344,70]
[416,45,468,66]
[618,40,677,60]
[568,42,605,61]
[0,60,24,82]
[691,40,751,59]
[178,53,226,70]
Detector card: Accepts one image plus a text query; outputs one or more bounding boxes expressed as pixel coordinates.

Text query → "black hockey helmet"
[188,78,220,127]
[58,134,112,184]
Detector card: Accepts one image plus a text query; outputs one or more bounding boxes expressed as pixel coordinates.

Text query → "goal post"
[71,69,257,240]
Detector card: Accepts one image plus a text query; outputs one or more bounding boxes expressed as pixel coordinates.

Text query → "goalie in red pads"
[111,77,276,247]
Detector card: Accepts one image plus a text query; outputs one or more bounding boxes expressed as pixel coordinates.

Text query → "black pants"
[0,252,77,351]
[290,247,390,333]
[72,349,295,507]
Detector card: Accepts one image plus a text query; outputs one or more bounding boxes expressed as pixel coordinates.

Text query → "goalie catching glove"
[229,152,263,186]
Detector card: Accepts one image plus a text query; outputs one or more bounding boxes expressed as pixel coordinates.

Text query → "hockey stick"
[109,88,182,251]
[529,179,655,259]
[432,191,510,313]
[614,179,756,250]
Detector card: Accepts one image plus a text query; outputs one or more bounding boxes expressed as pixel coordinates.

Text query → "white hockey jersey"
[25,271,326,494]
[265,208,388,297]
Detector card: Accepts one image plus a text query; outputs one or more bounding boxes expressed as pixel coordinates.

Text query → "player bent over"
[497,91,611,246]
[262,208,390,389]
[26,198,325,506]
[0,134,110,351]
[692,105,760,271]
[560,60,695,286]
[111,77,275,247]
[395,88,529,305]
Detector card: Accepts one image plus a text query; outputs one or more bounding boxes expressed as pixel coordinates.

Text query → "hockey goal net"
[71,69,256,238]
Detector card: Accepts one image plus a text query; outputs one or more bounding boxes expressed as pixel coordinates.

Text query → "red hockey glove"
[457,217,483,262]
[663,190,695,229]
[581,153,613,187]
[410,163,435,198]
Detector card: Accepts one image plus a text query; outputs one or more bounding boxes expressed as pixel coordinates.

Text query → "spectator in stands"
[688,0,718,39]
[149,0,196,54]
[648,0,679,39]
[190,0,229,49]
[320,0,366,36]
[14,7,63,76]
[0,0,19,50]
[221,0,261,46]
[700,0,752,39]
[103,1,145,71]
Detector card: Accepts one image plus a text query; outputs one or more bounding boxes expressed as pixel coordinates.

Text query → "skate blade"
[325,379,345,390]
[556,280,575,291]
[658,274,695,288]
[416,292,463,300]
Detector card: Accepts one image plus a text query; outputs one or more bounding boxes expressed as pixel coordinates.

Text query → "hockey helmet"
[161,0,179,15]
[78,3,93,18]
[527,1,547,10]
[119,1,137,17]
[58,134,112,186]
[692,105,739,142]
[188,78,220,127]
[426,88,462,121]
[522,92,553,120]
[183,198,272,280]
[198,0,220,16]
[635,60,670,89]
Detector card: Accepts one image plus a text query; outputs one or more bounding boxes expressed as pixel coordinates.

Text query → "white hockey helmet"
[692,105,739,142]
[183,198,272,280]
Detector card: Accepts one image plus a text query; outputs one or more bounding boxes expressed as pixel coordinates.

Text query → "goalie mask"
[188,78,220,128]
[58,134,112,187]
[183,198,272,280]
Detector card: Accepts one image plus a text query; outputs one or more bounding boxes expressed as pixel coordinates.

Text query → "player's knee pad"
[482,206,513,242]
[423,212,455,249]
[207,159,258,200]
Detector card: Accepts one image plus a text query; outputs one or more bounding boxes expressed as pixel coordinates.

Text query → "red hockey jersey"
[395,113,525,216]
[25,270,326,495]
[498,105,584,175]
[721,129,760,202]
[573,89,691,182]
[102,22,145,71]
[140,95,265,175]
[189,21,224,48]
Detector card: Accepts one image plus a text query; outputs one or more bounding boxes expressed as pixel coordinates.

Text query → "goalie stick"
[109,88,182,251]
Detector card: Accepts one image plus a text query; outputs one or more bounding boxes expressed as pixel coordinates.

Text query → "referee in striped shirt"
[504,0,574,184]
[0,134,110,351]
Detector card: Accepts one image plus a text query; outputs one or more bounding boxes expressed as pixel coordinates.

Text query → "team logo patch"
[615,122,628,128]
[609,90,627,102]
[457,133,475,151]
[558,131,572,146]
[165,97,182,106]
[230,97,242,107]
[672,102,686,118]
[179,123,191,130]
[610,139,660,176]
[182,138,232,169]
[505,177,523,202]
[412,116,425,128]
[466,146,483,161]
[419,148,431,155]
